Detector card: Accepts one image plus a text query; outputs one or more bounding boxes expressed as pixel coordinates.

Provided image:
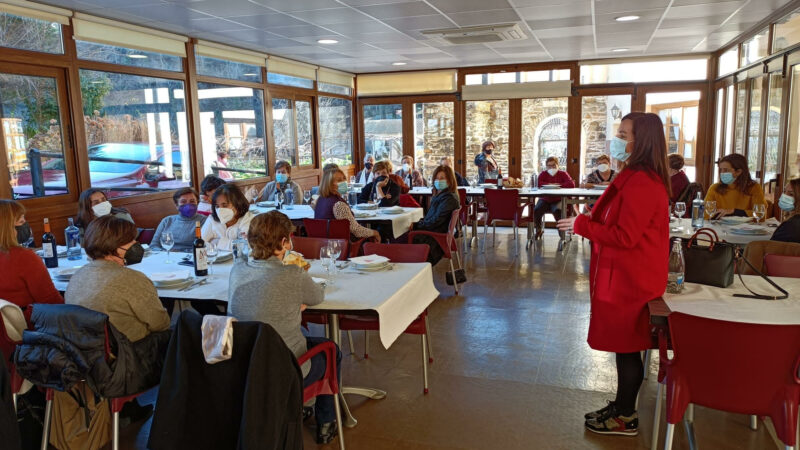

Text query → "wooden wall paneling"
[566,93,582,182]
[454,96,465,177]
[184,39,206,191]
[508,98,522,179]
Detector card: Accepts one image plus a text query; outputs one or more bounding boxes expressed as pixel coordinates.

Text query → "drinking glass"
[160,232,175,263]
[303,191,311,204]
[705,200,717,220]
[22,236,34,248]
[319,247,333,284]
[327,240,342,261]
[672,202,687,232]
[470,175,477,187]
[753,203,766,223]
[350,176,356,185]
[276,191,284,209]
[206,242,218,275]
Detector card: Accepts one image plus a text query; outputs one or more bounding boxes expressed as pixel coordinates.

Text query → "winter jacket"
[413,190,460,233]
[148,310,303,450]
[13,304,169,398]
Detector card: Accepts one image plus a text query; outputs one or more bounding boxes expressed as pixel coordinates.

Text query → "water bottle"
[285,189,294,210]
[276,191,284,210]
[666,238,685,294]
[64,218,81,260]
[232,231,249,263]
[531,173,538,190]
[691,192,704,229]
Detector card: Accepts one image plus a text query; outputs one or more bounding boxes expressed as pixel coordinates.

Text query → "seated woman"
[228,211,341,444]
[395,155,426,187]
[259,160,303,205]
[358,161,401,207]
[705,154,766,218]
[74,188,134,236]
[201,184,255,251]
[440,156,469,186]
[668,154,690,203]
[313,168,380,242]
[405,165,461,265]
[533,156,575,239]
[772,177,800,243]
[150,187,207,252]
[0,200,63,320]
[198,175,227,216]
[584,154,616,188]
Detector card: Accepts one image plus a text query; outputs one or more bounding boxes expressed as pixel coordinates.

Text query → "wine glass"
[303,190,311,205]
[276,191,284,209]
[160,232,175,263]
[753,203,766,223]
[470,175,477,188]
[672,202,687,232]
[327,240,342,262]
[206,242,218,275]
[349,175,356,185]
[705,200,717,220]
[319,247,333,284]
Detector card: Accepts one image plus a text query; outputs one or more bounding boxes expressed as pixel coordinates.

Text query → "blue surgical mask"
[276,173,288,183]
[609,137,630,162]
[778,194,795,212]
[720,172,735,185]
[337,181,349,195]
[434,180,448,190]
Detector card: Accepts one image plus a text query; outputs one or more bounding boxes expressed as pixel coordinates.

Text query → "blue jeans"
[304,337,342,424]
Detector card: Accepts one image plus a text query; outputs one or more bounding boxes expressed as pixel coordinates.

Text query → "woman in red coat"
[558,112,670,436]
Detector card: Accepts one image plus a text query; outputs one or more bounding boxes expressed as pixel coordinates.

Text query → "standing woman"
[704,153,765,218]
[474,140,500,183]
[74,188,134,236]
[557,112,670,436]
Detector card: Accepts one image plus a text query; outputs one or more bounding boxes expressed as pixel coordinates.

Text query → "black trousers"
[614,352,644,415]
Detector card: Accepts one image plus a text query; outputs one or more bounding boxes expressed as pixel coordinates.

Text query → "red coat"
[0,247,64,321]
[573,168,669,353]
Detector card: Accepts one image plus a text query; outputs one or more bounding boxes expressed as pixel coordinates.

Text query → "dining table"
[668,217,779,246]
[249,203,424,239]
[48,250,440,428]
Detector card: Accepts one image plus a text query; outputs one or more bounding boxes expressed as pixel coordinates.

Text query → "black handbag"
[681,228,736,288]
[445,268,467,286]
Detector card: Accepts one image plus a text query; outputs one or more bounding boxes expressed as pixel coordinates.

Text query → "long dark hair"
[75,188,128,229]
[716,153,755,195]
[210,184,250,223]
[626,113,671,194]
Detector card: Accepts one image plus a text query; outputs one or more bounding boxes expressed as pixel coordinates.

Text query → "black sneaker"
[302,406,314,422]
[316,421,338,444]
[584,401,615,420]
[585,404,638,436]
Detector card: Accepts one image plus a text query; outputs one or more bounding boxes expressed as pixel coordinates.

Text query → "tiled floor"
[122,229,782,450]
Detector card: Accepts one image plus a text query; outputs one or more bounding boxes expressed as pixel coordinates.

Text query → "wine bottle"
[42,218,58,268]
[193,221,208,276]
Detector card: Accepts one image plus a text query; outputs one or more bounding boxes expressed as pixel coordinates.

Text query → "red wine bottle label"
[195,248,207,270]
[43,243,55,258]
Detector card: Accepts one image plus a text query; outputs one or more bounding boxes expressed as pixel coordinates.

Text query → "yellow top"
[704,182,765,217]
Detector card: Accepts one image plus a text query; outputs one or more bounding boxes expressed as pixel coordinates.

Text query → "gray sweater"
[228,256,324,375]
[150,213,207,252]
[260,180,303,204]
[65,259,170,342]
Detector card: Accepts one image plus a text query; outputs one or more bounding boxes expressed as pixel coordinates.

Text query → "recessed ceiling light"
[615,15,640,22]
[611,48,629,52]
[392,62,407,66]
[243,73,258,76]
[317,39,338,44]
[128,54,148,59]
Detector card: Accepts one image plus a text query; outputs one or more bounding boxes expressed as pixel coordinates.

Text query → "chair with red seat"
[339,243,434,394]
[657,312,800,450]
[303,218,366,258]
[764,254,800,278]
[457,188,475,249]
[398,194,421,208]
[408,208,463,294]
[0,310,25,412]
[136,228,156,245]
[297,341,345,450]
[481,188,534,254]
[292,236,349,261]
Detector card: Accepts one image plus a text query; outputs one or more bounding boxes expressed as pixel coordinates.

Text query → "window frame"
[269,89,317,170]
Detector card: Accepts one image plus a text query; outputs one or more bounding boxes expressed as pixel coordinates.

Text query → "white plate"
[729,228,770,235]
[541,185,560,189]
[256,201,275,207]
[719,217,752,225]
[380,207,404,215]
[56,267,82,277]
[350,255,390,266]
[355,261,390,271]
[213,251,233,263]
[151,271,191,283]
[353,211,376,218]
[593,185,609,190]
[355,203,379,210]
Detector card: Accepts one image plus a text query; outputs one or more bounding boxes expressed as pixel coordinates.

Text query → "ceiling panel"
[288,7,374,25]
[594,0,671,14]
[666,2,743,19]
[355,2,440,19]
[427,0,512,14]
[381,14,454,31]
[445,9,520,27]
[186,0,272,18]
[528,16,593,30]
[516,3,591,20]
[226,13,310,29]
[249,0,343,13]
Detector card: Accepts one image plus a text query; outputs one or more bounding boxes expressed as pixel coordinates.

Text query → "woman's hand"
[585,183,595,189]
[556,216,577,232]
[372,230,381,241]
[301,304,307,311]
[377,177,389,188]
[712,208,734,219]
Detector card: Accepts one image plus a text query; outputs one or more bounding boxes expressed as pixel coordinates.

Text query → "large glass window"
[196,55,262,83]
[724,85,735,155]
[522,97,568,183]
[580,59,706,84]
[197,82,266,181]
[748,78,763,175]
[1,72,69,198]
[713,88,724,181]
[465,100,509,181]
[465,69,570,85]
[267,73,314,89]
[79,69,192,196]
[413,102,454,180]
[774,9,800,53]
[718,48,738,77]
[580,95,631,179]
[318,96,353,167]
[76,41,182,72]
[741,28,769,67]
[363,104,403,167]
[296,100,313,166]
[318,82,351,96]
[0,12,63,54]
[764,73,783,184]
[272,98,295,165]
[647,91,701,181]
[787,66,800,180]
[734,81,747,154]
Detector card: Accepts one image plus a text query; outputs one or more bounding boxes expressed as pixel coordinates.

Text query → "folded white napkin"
[201,315,236,364]
[150,271,191,283]
[349,254,390,265]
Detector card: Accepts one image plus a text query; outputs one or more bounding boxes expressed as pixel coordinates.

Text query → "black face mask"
[120,243,145,266]
[374,175,388,183]
[365,162,373,170]
[16,223,32,247]
[485,149,493,155]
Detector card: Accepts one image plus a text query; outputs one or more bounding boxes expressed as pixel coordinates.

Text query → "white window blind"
[195,40,266,66]
[357,70,457,96]
[267,56,317,80]
[318,67,354,88]
[0,0,70,24]
[72,13,188,57]
[461,80,572,101]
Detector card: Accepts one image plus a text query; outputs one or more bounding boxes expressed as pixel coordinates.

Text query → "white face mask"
[597,164,610,173]
[547,168,558,177]
[402,163,410,172]
[216,207,235,224]
[92,201,112,217]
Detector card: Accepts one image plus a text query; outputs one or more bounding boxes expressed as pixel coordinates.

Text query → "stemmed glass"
[672,202,687,232]
[319,247,334,284]
[753,203,766,223]
[705,200,717,221]
[276,191,284,209]
[206,242,218,275]
[327,240,342,268]
[160,232,175,263]
[303,191,311,205]
[349,175,356,185]
[470,175,478,188]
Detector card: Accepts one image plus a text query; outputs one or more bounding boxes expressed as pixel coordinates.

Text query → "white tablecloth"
[49,254,439,349]
[407,186,604,198]
[669,218,777,245]
[664,276,800,325]
[250,204,423,238]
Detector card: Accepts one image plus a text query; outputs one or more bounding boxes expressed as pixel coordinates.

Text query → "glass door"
[413,101,454,182]
[646,91,701,181]
[580,94,632,181]
[465,100,509,181]
[522,97,569,184]
[362,103,403,168]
